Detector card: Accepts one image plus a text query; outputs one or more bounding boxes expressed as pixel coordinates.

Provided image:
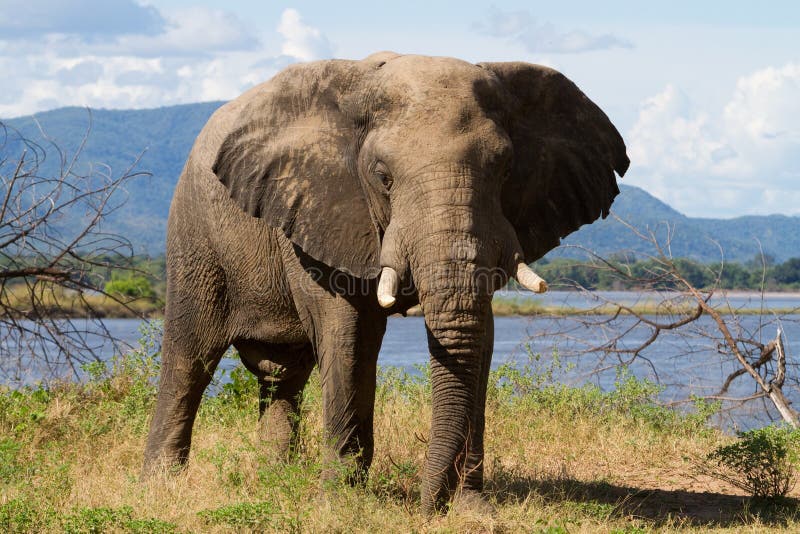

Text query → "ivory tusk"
[377,266,399,308]
[516,263,548,293]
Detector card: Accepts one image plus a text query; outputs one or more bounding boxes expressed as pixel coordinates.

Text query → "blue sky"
[1,1,798,218]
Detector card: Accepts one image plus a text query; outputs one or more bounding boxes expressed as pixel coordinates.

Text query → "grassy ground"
[2,332,799,532]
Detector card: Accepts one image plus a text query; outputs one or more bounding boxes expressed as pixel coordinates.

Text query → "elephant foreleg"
[142,327,226,477]
[316,310,386,484]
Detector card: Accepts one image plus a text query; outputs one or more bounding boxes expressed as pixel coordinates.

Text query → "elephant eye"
[373,162,393,191]
[377,171,393,191]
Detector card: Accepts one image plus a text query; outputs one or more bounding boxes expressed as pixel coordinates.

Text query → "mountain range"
[3,103,798,263]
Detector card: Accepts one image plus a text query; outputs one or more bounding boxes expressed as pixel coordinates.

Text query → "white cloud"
[721,63,800,181]
[475,7,632,54]
[627,63,800,217]
[0,7,334,117]
[277,8,333,61]
[56,60,105,86]
[628,86,728,175]
[112,7,260,57]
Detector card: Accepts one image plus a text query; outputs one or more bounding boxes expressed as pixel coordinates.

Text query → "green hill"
[2,103,225,252]
[563,185,800,263]
[3,103,799,263]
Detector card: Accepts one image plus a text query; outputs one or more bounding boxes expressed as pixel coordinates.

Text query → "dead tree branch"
[533,216,799,428]
[0,114,149,383]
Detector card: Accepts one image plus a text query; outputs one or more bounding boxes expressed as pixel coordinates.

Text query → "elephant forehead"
[381,55,485,87]
[376,111,511,174]
[372,57,492,110]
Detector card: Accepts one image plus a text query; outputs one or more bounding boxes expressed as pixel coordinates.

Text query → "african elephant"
[142,52,628,513]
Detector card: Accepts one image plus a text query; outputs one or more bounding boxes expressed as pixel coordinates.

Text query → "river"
[5,290,800,430]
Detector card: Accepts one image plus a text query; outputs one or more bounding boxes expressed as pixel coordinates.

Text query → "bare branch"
[535,215,799,428]
[0,114,150,383]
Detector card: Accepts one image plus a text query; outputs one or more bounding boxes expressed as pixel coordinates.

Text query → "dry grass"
[2,342,799,533]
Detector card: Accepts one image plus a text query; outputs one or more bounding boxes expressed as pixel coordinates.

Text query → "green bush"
[707,425,800,498]
[0,498,54,533]
[198,501,277,529]
[62,506,176,534]
[104,274,154,298]
[0,438,22,482]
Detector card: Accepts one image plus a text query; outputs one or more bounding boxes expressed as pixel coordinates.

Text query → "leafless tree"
[529,215,799,428]
[0,116,148,384]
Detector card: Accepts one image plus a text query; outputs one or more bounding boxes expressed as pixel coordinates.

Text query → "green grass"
[1,328,799,532]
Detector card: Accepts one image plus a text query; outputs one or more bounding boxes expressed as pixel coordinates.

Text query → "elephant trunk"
[387,172,523,513]
[413,252,494,514]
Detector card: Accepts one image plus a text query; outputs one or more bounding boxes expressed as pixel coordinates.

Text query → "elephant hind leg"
[142,319,228,477]
[235,341,315,459]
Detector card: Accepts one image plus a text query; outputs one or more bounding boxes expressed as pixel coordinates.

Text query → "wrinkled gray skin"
[142,52,629,513]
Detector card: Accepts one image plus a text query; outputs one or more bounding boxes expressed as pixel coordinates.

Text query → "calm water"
[5,290,800,430]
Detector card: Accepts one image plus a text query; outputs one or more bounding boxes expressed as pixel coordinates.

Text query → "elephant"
[142,51,628,513]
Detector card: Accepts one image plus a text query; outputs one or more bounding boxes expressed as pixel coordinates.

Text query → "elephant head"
[212,52,628,512]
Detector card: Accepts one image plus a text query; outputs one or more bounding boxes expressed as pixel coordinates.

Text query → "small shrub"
[683,395,722,434]
[534,521,573,533]
[0,387,50,436]
[199,501,277,529]
[124,517,178,534]
[110,323,162,430]
[104,274,155,299]
[706,425,800,498]
[0,438,22,482]
[198,442,248,489]
[219,360,259,405]
[0,498,54,533]
[61,506,176,534]
[370,457,421,503]
[376,363,430,402]
[609,369,678,430]
[62,506,131,533]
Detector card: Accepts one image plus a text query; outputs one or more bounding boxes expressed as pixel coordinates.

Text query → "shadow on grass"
[487,471,800,528]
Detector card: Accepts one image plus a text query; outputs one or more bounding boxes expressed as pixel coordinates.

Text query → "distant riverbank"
[403,289,800,317]
[6,288,800,319]
[1,286,163,319]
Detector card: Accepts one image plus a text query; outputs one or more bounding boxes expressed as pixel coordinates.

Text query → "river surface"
[5,290,800,430]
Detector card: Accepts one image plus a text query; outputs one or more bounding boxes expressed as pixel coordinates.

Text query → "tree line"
[39,253,800,297]
[87,252,800,297]
[529,255,800,292]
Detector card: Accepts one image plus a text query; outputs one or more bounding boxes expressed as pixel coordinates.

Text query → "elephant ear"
[479,62,630,262]
[212,60,382,278]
